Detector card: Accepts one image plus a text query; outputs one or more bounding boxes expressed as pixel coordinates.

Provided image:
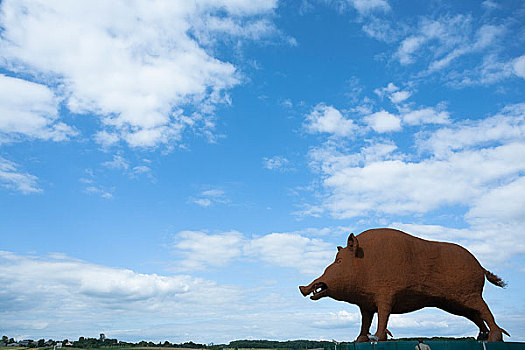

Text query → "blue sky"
[1,0,525,344]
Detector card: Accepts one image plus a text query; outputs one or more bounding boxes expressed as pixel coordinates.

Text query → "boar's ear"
[337,246,343,251]
[347,233,359,256]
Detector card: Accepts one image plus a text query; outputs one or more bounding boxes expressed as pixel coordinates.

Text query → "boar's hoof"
[355,335,369,343]
[477,331,489,341]
[488,330,503,342]
[374,332,387,342]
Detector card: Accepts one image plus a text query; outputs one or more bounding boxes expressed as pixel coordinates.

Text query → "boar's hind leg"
[463,311,489,339]
[465,297,507,341]
[467,312,489,334]
[355,308,374,343]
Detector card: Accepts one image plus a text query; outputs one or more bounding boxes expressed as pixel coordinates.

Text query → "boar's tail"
[484,269,507,288]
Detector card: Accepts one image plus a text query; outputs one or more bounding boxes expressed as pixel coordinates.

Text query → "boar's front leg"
[355,307,374,343]
[374,301,392,341]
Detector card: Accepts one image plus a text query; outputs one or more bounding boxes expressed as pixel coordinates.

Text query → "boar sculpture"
[299,228,509,342]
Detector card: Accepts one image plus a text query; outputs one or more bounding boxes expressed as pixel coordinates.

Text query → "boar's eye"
[336,258,342,264]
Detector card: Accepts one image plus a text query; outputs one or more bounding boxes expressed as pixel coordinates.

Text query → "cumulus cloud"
[0,251,242,340]
[304,104,357,137]
[312,310,360,329]
[172,230,335,275]
[417,103,525,157]
[389,90,411,104]
[305,104,525,264]
[315,138,525,219]
[364,111,402,133]
[0,156,41,194]
[403,107,450,126]
[373,83,411,104]
[0,0,278,148]
[246,233,334,275]
[466,177,525,225]
[173,230,245,271]
[374,82,399,97]
[0,74,77,143]
[305,84,452,138]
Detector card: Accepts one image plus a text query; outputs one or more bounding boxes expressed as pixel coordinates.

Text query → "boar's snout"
[299,281,329,300]
[299,285,309,296]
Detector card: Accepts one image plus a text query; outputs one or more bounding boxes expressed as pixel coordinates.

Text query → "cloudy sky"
[1,0,525,344]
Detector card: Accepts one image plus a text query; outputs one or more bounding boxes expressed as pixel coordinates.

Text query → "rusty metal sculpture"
[299,228,509,342]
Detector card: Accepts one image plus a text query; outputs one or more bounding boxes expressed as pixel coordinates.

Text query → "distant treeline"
[2,335,478,349]
[74,338,212,349]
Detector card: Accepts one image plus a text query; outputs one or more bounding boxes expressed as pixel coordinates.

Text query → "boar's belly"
[391,291,446,314]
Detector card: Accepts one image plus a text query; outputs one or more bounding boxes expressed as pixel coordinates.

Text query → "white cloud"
[191,188,229,207]
[389,90,411,104]
[427,24,505,72]
[311,310,360,329]
[193,198,212,207]
[319,142,525,218]
[482,0,500,10]
[361,17,401,43]
[305,104,525,264]
[102,155,129,170]
[375,83,399,96]
[172,230,334,275]
[513,55,525,79]
[0,74,76,142]
[396,35,426,65]
[418,103,525,157]
[0,250,242,340]
[373,83,411,104]
[394,15,506,75]
[466,177,525,225]
[348,0,390,15]
[363,110,401,133]
[0,0,278,148]
[132,165,152,177]
[173,230,245,271]
[263,156,290,171]
[246,233,333,275]
[448,53,515,87]
[304,104,357,137]
[473,24,505,51]
[0,156,41,194]
[79,169,114,199]
[403,107,450,125]
[84,185,113,199]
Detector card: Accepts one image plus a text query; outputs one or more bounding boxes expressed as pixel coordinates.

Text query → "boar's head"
[299,233,360,302]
